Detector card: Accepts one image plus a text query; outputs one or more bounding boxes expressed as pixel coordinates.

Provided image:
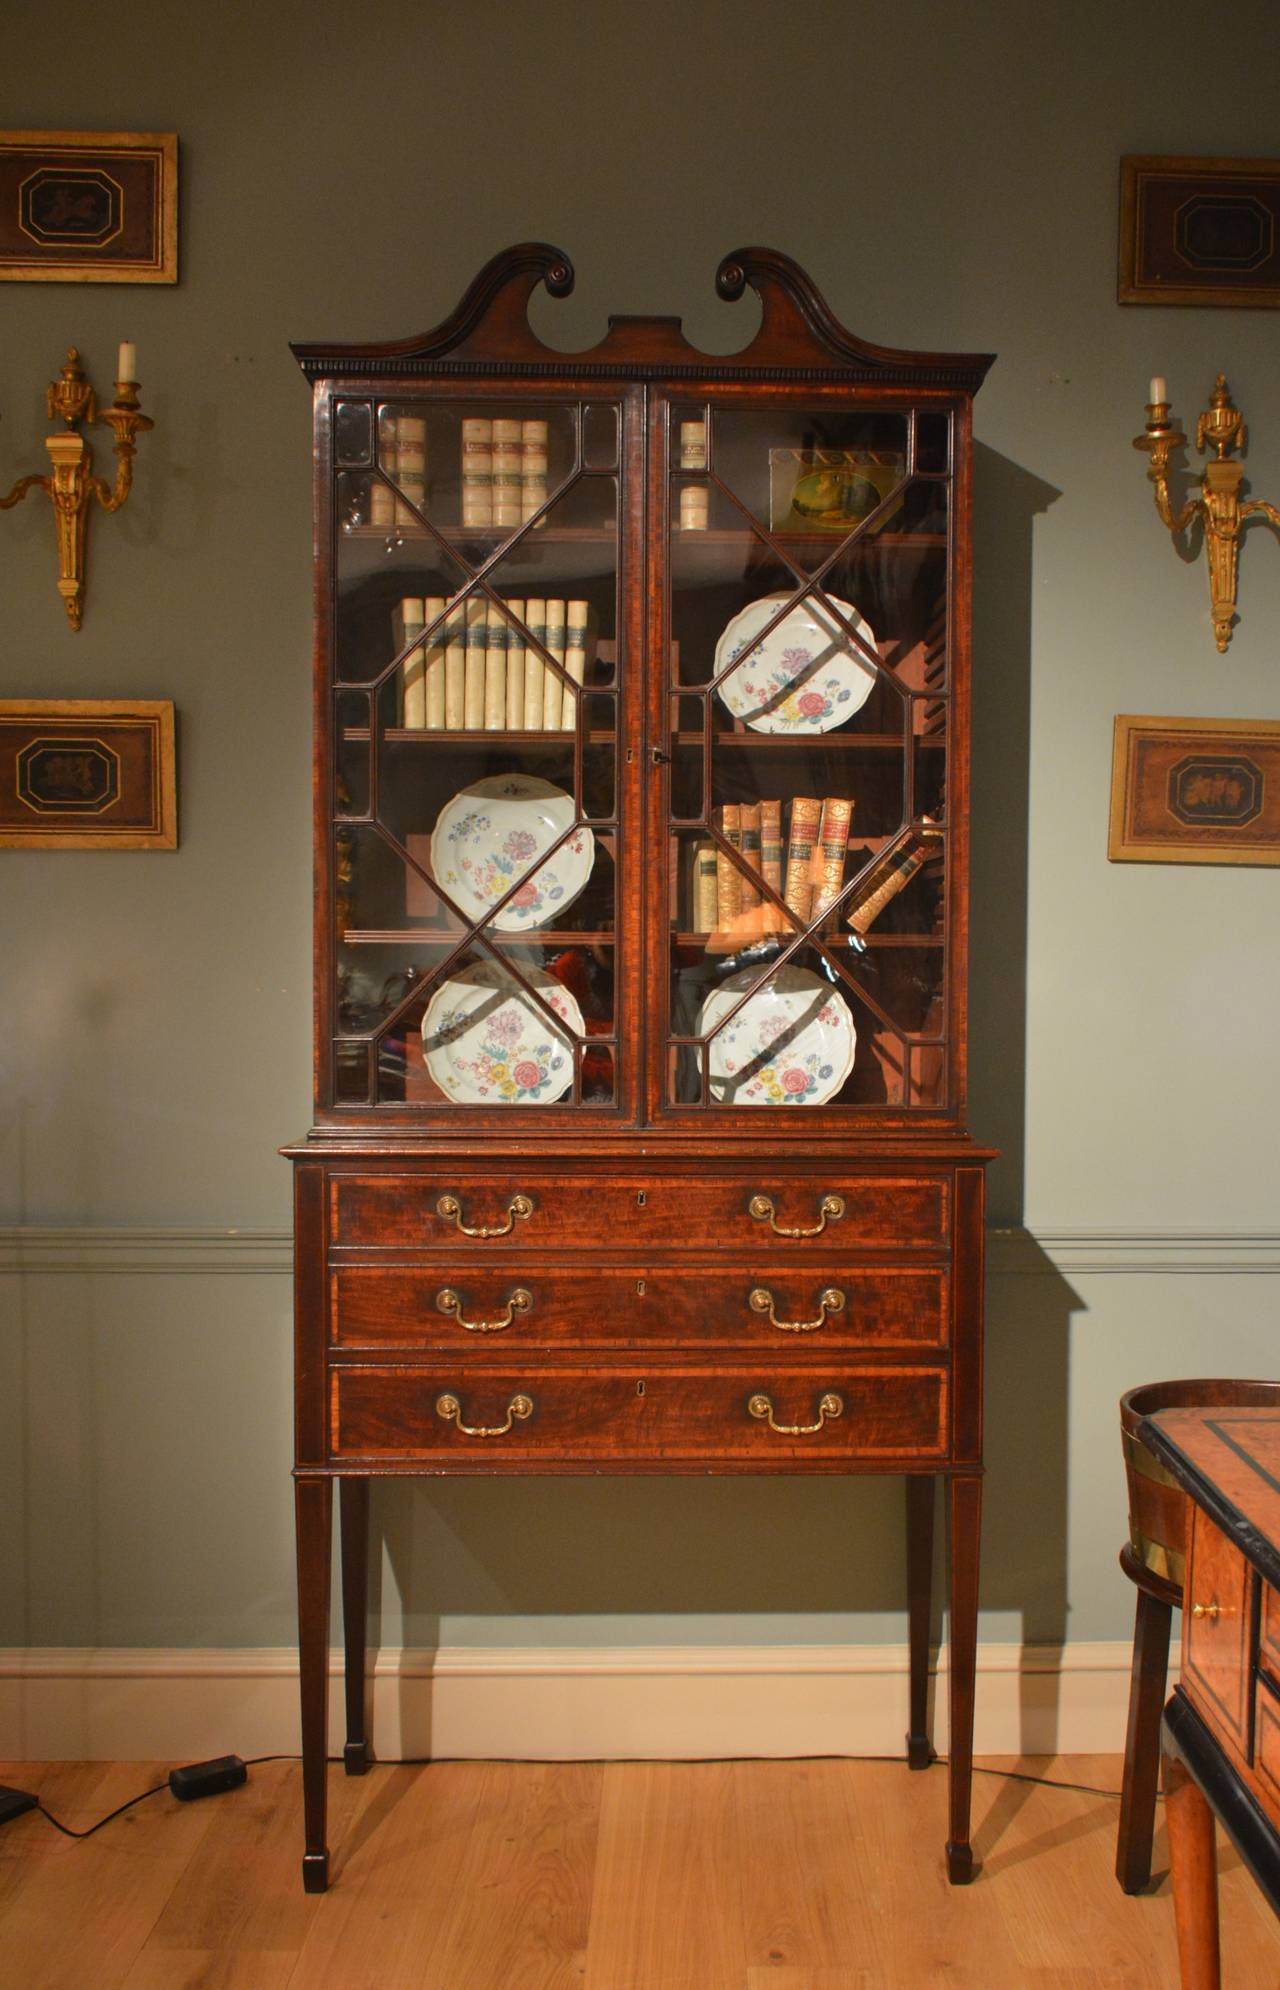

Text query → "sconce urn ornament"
[0,343,152,630]
[1134,373,1280,652]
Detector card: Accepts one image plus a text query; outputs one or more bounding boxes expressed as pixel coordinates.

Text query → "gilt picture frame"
[0,130,178,283]
[0,699,176,849]
[1108,715,1280,865]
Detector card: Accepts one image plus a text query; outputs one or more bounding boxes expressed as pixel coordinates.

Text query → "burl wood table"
[1140,1406,1280,1988]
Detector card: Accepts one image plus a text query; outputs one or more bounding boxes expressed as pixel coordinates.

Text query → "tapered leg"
[1116,1585,1173,1892]
[905,1474,936,1769]
[295,1473,333,1893]
[1164,1747,1221,1990]
[340,1476,371,1775]
[946,1472,982,1884]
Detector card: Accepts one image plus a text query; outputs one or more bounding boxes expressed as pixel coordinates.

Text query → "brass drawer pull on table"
[435,1391,534,1438]
[1191,1600,1222,1622]
[749,1192,846,1238]
[436,1287,532,1334]
[748,1390,844,1435]
[436,1191,533,1238]
[749,1286,846,1333]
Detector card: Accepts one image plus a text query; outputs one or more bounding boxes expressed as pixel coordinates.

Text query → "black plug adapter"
[0,1786,38,1826]
[167,1755,248,1801]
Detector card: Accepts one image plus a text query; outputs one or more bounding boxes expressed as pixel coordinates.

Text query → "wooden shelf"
[340,727,613,745]
[674,931,942,949]
[672,731,946,750]
[341,928,616,947]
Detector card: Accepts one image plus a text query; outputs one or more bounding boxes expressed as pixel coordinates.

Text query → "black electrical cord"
[21,1747,1129,1841]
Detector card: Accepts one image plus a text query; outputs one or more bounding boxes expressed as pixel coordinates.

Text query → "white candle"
[1148,375,1167,407]
[117,341,137,384]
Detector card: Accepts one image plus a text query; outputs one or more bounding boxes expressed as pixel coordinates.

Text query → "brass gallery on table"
[285,245,994,1893]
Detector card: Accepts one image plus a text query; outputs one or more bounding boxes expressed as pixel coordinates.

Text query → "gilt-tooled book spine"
[544,598,567,731]
[760,798,784,932]
[423,597,447,730]
[485,601,508,731]
[716,804,743,932]
[460,416,492,530]
[505,598,527,730]
[522,418,548,523]
[847,847,925,934]
[810,796,853,922]
[739,801,764,937]
[463,597,487,730]
[443,599,467,732]
[523,598,547,730]
[393,595,426,728]
[491,418,523,532]
[693,838,719,932]
[782,796,821,922]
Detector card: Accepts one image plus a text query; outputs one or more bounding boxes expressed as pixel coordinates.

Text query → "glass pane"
[330,394,623,1111]
[662,399,951,1113]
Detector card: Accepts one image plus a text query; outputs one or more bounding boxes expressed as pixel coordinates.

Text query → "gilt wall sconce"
[0,343,152,630]
[1134,373,1280,652]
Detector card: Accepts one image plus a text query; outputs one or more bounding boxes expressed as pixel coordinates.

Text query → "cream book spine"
[564,599,590,732]
[522,417,548,523]
[393,595,426,728]
[491,417,523,532]
[443,599,467,731]
[395,413,426,523]
[523,598,547,730]
[464,596,487,729]
[371,412,397,529]
[505,598,527,729]
[423,596,447,730]
[485,601,508,730]
[460,417,492,530]
[543,598,567,731]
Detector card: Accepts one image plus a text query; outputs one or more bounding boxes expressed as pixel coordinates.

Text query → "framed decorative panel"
[0,699,176,848]
[1119,155,1280,308]
[0,130,177,283]
[1109,714,1280,865]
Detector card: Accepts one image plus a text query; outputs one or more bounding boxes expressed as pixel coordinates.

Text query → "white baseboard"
[0,1640,1158,1763]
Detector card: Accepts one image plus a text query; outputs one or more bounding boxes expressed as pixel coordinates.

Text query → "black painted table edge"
[1163,1691,1280,1918]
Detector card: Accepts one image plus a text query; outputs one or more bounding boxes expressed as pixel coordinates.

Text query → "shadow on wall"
[968,441,1061,1230]
[357,438,1082,1758]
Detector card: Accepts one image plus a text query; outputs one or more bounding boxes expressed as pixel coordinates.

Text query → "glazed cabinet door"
[646,386,969,1127]
[320,385,641,1123]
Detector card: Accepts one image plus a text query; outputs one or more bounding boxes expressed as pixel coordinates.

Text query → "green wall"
[3,0,1278,1653]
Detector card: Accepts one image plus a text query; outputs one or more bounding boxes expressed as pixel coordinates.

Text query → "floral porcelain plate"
[430,774,595,932]
[421,960,584,1105]
[698,965,856,1106]
[714,592,877,733]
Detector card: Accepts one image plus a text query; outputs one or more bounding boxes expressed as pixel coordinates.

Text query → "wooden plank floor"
[2,1755,1279,1988]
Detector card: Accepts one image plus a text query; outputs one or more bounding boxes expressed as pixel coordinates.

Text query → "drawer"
[328,1170,949,1255]
[1182,1507,1253,1758]
[330,1262,950,1352]
[1254,1677,1280,1810]
[1261,1579,1280,1690]
[329,1361,949,1466]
